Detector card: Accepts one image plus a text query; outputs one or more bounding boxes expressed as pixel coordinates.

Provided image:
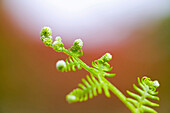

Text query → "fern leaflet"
[64,57,82,71]
[66,74,110,103]
[127,77,160,113]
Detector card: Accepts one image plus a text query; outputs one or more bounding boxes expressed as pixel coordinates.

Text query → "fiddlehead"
[92,53,115,77]
[56,57,82,72]
[40,27,53,47]
[69,39,83,57]
[66,74,110,103]
[126,77,160,113]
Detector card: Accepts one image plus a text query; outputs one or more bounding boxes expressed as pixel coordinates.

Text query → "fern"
[66,74,110,103]
[40,27,160,113]
[60,57,82,72]
[127,77,160,113]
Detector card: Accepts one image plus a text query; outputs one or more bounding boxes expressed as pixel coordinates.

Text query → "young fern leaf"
[70,39,83,57]
[92,53,115,77]
[64,57,82,71]
[66,74,111,103]
[56,57,82,72]
[92,59,113,72]
[126,77,160,113]
[92,53,113,72]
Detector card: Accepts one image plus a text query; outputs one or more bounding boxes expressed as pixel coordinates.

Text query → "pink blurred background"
[0,0,170,113]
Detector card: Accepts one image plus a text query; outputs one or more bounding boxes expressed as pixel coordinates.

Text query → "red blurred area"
[1,1,170,113]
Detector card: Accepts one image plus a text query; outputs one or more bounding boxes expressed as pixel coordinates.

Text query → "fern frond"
[91,53,115,77]
[64,57,82,72]
[127,77,160,113]
[40,27,160,113]
[56,57,82,72]
[92,59,113,72]
[66,74,111,103]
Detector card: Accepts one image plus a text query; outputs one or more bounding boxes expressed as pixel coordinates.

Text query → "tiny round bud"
[40,35,46,41]
[74,39,83,48]
[43,36,53,46]
[153,80,160,88]
[66,95,77,103]
[101,53,112,62]
[55,36,62,41]
[40,26,52,37]
[56,60,66,72]
[52,40,64,52]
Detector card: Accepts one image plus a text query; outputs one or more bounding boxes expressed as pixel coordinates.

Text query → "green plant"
[40,27,160,113]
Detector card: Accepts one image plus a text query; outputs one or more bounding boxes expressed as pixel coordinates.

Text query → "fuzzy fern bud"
[52,41,64,52]
[66,95,78,103]
[42,36,53,46]
[56,60,66,72]
[40,26,52,37]
[71,39,83,52]
[153,80,160,88]
[40,27,53,46]
[101,53,112,62]
[40,35,45,41]
[55,36,62,41]
[52,36,64,52]
[74,39,83,48]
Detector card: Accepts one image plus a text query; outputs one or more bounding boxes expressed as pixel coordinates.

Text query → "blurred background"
[0,0,170,113]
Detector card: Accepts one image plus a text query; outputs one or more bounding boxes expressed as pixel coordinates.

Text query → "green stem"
[63,49,92,72]
[63,48,136,113]
[106,79,136,113]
